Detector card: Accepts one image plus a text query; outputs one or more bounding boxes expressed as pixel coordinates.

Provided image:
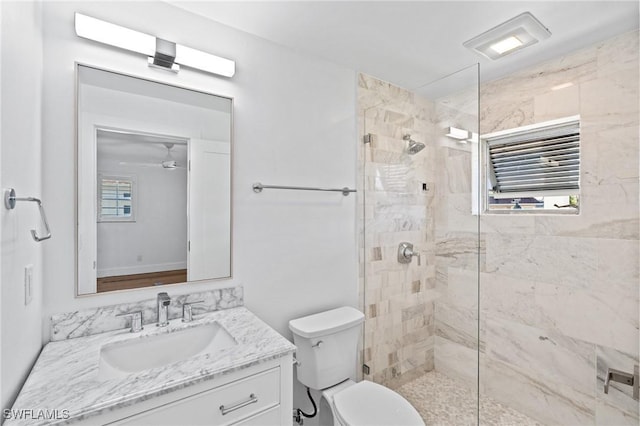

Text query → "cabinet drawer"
[110,367,280,426]
[233,405,280,426]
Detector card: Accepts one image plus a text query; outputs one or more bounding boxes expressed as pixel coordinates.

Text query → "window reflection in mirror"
[76,65,232,295]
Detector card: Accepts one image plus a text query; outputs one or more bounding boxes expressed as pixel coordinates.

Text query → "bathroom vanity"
[7,303,295,426]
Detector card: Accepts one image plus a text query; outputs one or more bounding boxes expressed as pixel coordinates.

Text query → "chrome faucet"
[157,292,171,327]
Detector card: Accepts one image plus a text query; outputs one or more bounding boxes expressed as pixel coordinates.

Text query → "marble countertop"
[7,307,296,426]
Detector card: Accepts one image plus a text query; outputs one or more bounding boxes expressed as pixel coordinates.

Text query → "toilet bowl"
[289,307,425,426]
[320,379,424,426]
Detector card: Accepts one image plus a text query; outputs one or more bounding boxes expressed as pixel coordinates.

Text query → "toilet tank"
[289,307,364,390]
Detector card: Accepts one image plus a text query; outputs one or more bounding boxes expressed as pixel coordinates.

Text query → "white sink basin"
[98,322,236,380]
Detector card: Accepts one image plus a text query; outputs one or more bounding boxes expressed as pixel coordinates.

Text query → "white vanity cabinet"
[81,355,293,426]
[10,307,296,426]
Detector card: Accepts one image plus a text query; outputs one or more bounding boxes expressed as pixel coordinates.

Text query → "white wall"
[1,1,44,412]
[40,1,358,408]
[80,83,232,142]
[96,157,187,278]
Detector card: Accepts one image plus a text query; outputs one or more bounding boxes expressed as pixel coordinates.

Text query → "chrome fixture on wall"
[403,134,425,155]
[74,13,235,77]
[398,242,421,265]
[604,365,639,401]
[252,182,356,196]
[4,188,52,242]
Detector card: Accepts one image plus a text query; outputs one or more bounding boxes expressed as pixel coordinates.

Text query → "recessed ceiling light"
[490,36,523,55]
[463,12,551,60]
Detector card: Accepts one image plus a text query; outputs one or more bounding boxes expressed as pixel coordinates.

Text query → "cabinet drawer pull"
[219,393,258,415]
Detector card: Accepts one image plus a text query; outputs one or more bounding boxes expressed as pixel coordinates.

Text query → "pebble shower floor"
[396,371,542,426]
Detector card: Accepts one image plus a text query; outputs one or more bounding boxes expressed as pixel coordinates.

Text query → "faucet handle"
[117,311,144,333]
[182,300,205,323]
[398,242,421,265]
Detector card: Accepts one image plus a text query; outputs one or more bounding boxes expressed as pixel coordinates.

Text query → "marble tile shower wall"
[481,32,640,425]
[358,74,439,388]
[435,30,639,426]
[359,29,638,426]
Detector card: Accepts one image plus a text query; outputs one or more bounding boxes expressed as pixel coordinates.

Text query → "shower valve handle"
[398,242,420,265]
[410,250,421,266]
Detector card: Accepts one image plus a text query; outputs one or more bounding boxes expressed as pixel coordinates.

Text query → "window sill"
[483,208,579,216]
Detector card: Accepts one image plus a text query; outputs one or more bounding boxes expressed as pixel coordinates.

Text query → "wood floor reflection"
[97,269,187,293]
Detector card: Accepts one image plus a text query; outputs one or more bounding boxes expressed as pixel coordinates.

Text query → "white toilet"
[289,306,425,426]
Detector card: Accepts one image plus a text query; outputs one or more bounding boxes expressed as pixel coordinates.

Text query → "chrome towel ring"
[4,188,52,242]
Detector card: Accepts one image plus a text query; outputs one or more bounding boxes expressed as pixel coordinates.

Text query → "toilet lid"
[333,380,424,426]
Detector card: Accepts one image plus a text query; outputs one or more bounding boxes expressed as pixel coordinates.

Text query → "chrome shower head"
[403,134,425,155]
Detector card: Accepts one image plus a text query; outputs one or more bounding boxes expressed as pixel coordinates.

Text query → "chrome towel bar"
[252,182,356,196]
[4,188,52,242]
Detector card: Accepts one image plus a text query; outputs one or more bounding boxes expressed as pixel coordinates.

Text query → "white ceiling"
[97,131,188,164]
[171,1,639,96]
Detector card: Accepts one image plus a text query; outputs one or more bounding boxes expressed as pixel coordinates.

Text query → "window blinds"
[100,178,133,218]
[486,118,580,199]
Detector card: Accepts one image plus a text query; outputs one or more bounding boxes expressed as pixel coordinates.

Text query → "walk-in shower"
[358,27,639,425]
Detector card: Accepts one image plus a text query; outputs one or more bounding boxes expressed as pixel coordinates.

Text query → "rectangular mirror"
[76,64,232,295]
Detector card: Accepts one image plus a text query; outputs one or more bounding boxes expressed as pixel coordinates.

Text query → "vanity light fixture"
[467,132,479,144]
[463,12,551,60]
[74,13,235,77]
[446,126,470,140]
[552,82,574,91]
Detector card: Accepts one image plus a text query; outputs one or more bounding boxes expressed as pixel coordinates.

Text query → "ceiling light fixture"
[162,143,178,169]
[463,12,551,60]
[490,36,523,55]
[74,13,235,77]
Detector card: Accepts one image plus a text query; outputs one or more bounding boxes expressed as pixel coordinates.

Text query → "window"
[98,175,136,222]
[484,116,580,212]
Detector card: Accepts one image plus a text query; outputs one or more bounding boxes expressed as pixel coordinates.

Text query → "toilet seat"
[332,380,424,426]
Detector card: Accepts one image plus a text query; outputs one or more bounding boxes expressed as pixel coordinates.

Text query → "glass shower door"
[358,65,480,424]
